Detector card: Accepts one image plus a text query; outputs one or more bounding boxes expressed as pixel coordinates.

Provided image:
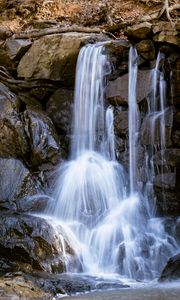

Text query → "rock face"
[159,253,180,282]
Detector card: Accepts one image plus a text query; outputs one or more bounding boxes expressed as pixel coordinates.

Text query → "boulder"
[24,108,60,167]
[0,213,77,274]
[124,22,152,40]
[153,22,179,47]
[159,253,180,282]
[106,70,152,105]
[136,40,155,61]
[17,33,104,85]
[5,38,32,60]
[0,158,43,210]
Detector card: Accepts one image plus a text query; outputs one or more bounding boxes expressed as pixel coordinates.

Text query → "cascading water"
[45,44,178,281]
[128,47,139,194]
[143,51,171,212]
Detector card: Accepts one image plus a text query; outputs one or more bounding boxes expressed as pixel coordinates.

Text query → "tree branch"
[13,25,102,39]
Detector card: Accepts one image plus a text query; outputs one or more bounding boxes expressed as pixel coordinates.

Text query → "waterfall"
[143,51,169,212]
[128,47,139,194]
[46,44,178,281]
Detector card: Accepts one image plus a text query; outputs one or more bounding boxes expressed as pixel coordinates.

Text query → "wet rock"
[0,213,75,273]
[140,108,173,147]
[125,22,152,40]
[24,108,60,167]
[5,38,32,60]
[136,40,155,61]
[0,83,29,158]
[159,253,180,282]
[0,157,43,210]
[17,33,104,85]
[106,70,152,106]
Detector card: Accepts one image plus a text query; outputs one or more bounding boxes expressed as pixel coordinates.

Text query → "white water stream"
[45,44,178,282]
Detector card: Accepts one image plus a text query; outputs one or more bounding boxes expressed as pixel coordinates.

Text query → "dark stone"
[0,213,76,274]
[159,253,180,282]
